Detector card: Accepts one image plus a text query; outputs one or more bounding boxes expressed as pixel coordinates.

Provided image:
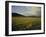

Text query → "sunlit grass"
[12,17,41,31]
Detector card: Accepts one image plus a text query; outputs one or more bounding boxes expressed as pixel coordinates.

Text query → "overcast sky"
[12,6,41,16]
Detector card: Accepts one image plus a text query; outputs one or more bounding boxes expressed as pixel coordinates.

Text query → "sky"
[12,6,41,16]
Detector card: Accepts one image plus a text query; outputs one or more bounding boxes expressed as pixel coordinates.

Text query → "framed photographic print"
[5,1,45,36]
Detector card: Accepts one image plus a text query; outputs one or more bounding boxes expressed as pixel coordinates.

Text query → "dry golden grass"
[12,17,41,31]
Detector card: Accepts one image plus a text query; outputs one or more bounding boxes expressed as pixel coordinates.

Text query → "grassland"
[12,16,41,31]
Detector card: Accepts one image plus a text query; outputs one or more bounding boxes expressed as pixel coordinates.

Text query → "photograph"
[12,6,41,31]
[5,1,45,36]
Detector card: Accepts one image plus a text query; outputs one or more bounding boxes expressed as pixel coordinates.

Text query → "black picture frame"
[5,1,45,36]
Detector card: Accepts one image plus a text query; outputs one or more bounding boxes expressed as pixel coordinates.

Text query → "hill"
[12,13,24,16]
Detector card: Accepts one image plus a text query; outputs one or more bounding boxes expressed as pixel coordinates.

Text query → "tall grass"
[12,17,41,31]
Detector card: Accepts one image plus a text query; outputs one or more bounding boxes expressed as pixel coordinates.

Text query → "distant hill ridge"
[12,13,24,16]
[12,13,41,17]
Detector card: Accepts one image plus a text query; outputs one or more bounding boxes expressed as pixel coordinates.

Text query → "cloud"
[12,6,41,16]
[31,6,41,16]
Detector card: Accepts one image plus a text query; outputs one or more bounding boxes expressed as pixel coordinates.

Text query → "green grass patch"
[12,17,41,31]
